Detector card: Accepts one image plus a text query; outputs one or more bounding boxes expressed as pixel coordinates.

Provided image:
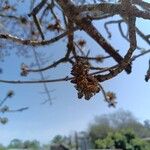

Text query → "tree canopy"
[87,110,150,149]
[0,0,149,108]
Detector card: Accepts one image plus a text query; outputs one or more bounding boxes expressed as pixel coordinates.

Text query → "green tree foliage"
[8,139,23,149]
[42,144,51,150]
[144,120,150,129]
[23,140,40,150]
[51,135,65,145]
[88,115,113,144]
[8,139,40,150]
[88,109,150,148]
[0,144,6,150]
[51,135,72,148]
[95,129,150,150]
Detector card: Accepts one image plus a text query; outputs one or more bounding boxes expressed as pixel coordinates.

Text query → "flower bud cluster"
[71,59,100,100]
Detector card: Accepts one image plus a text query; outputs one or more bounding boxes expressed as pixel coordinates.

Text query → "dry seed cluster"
[20,64,29,76]
[106,92,117,107]
[71,59,100,100]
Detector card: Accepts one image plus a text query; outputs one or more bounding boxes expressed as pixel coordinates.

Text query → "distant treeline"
[1,109,150,150]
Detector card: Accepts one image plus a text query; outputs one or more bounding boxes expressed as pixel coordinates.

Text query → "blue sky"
[0,0,150,146]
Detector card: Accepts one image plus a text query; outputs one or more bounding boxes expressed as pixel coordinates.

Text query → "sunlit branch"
[28,57,67,72]
[0,27,78,46]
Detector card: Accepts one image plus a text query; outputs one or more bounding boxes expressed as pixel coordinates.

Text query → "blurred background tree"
[88,109,150,148]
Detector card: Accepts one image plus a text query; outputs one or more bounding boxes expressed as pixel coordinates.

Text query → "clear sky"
[0,0,150,146]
